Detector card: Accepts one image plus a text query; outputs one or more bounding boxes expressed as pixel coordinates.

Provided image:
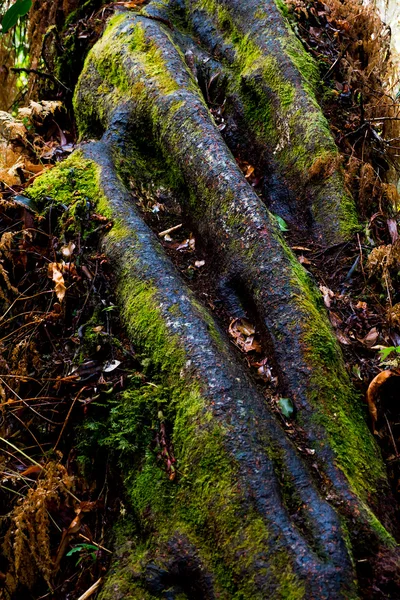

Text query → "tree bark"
[27,1,400,598]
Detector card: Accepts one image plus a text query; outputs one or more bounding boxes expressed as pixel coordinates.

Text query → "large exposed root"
[27,2,400,598]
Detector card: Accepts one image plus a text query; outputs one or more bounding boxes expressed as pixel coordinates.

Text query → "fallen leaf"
[279,398,294,418]
[54,513,82,569]
[387,218,398,244]
[228,318,261,353]
[244,164,255,178]
[361,327,379,348]
[252,357,276,383]
[298,254,311,265]
[243,335,262,353]
[229,318,255,338]
[20,465,43,477]
[319,284,335,308]
[366,370,399,433]
[335,330,351,345]
[48,262,66,303]
[292,246,312,252]
[103,360,122,372]
[61,241,76,258]
[355,301,367,311]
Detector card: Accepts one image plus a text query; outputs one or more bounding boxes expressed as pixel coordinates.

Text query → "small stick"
[384,413,399,457]
[158,223,182,237]
[357,233,365,280]
[78,533,112,554]
[77,578,103,600]
[54,386,89,451]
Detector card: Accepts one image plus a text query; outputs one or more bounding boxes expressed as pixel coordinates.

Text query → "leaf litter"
[284,0,400,502]
[0,106,151,598]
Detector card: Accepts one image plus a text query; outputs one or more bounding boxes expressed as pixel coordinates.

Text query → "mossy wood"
[27,0,399,598]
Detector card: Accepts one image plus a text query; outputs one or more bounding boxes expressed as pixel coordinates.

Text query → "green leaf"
[1,0,32,35]
[102,305,116,312]
[66,547,83,557]
[274,214,289,232]
[278,397,294,418]
[379,346,395,361]
[66,543,98,557]
[13,195,38,213]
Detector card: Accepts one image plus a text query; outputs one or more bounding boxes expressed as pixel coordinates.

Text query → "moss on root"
[284,245,390,513]
[189,0,358,238]
[27,153,306,598]
[38,116,385,543]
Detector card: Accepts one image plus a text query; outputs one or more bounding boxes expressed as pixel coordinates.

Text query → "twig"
[384,413,399,457]
[0,436,41,467]
[10,67,71,92]
[1,378,51,444]
[357,233,366,281]
[158,223,182,237]
[78,533,112,554]
[77,578,103,600]
[0,319,42,344]
[54,387,89,451]
[367,116,400,122]
[322,44,349,81]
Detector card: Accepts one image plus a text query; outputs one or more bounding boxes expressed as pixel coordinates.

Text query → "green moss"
[26,152,112,236]
[284,245,389,509]
[27,152,100,208]
[74,17,189,140]
[83,289,304,596]
[191,0,357,238]
[195,0,295,120]
[129,24,179,95]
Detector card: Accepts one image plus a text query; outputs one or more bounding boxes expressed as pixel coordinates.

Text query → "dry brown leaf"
[387,218,399,244]
[20,465,43,477]
[61,241,76,258]
[292,246,312,252]
[298,254,311,265]
[361,327,379,347]
[47,262,66,303]
[54,513,82,569]
[252,357,276,383]
[0,111,26,141]
[176,234,195,252]
[228,318,261,353]
[243,335,262,353]
[244,164,255,178]
[366,370,398,433]
[319,284,335,308]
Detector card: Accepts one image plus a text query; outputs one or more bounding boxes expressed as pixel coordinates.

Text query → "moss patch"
[283,242,390,515]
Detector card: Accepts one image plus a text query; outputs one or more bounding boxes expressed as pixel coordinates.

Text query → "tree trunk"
[27,1,400,598]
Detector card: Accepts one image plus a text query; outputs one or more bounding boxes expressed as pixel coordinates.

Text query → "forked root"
[26,3,400,598]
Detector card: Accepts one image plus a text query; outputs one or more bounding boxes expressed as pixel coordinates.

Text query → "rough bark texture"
[27,1,400,598]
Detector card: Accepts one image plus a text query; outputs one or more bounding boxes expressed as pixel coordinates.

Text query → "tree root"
[28,2,400,598]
